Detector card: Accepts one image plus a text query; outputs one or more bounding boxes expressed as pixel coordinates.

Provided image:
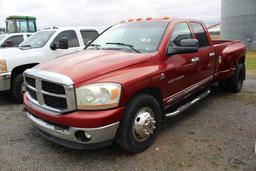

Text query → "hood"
[0,48,23,58]
[36,50,153,85]
[0,47,40,60]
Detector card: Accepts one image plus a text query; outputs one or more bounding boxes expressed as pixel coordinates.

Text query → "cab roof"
[41,26,99,32]
[118,17,203,24]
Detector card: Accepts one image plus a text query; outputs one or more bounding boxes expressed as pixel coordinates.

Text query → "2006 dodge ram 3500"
[23,17,246,153]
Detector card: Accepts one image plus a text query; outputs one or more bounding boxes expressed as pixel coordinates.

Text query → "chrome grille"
[23,69,76,115]
[43,94,67,110]
[42,81,65,94]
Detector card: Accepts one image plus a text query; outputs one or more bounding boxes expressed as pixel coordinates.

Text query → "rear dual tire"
[219,63,245,93]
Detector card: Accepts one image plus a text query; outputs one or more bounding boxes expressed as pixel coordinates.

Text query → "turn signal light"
[136,18,143,21]
[163,16,170,20]
[128,19,134,22]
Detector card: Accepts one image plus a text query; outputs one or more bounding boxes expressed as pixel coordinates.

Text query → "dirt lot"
[0,75,255,171]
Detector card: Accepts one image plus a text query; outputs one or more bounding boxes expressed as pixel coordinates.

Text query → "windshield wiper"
[84,43,101,50]
[106,42,140,53]
[20,44,31,48]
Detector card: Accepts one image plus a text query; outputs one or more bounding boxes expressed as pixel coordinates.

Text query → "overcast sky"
[0,0,221,29]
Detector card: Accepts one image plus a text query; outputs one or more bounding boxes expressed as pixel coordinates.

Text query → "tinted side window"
[80,30,99,46]
[190,23,209,47]
[170,23,192,47]
[53,30,79,48]
[3,36,24,47]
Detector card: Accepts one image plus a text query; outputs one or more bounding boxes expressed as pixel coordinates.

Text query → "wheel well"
[11,63,39,86]
[133,87,165,119]
[238,56,245,64]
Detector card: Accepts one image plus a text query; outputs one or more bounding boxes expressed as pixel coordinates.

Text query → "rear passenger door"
[80,30,99,46]
[190,22,216,82]
[48,30,82,58]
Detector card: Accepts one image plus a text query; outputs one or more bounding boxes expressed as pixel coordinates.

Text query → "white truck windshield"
[19,31,55,48]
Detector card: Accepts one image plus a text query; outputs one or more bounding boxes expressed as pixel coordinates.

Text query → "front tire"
[115,94,162,153]
[12,74,24,103]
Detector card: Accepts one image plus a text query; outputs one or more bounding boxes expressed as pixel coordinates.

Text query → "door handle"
[209,52,215,57]
[191,57,199,63]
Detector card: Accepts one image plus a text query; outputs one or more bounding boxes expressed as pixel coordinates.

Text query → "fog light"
[84,132,92,139]
[75,131,92,142]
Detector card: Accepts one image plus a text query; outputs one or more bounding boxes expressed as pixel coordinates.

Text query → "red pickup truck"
[23,17,246,153]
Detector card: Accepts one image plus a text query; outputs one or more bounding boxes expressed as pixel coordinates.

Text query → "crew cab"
[0,33,32,48]
[23,17,246,153]
[0,27,99,102]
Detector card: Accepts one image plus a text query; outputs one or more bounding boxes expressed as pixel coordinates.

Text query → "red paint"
[24,96,124,128]
[26,18,246,128]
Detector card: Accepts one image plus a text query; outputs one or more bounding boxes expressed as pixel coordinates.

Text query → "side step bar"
[165,90,211,118]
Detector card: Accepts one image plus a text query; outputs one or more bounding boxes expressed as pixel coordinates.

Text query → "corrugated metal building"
[221,0,256,50]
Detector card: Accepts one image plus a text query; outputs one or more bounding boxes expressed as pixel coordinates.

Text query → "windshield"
[0,34,7,41]
[88,21,169,53]
[19,31,55,48]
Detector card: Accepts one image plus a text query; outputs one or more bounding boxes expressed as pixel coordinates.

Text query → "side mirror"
[50,43,57,50]
[5,40,14,47]
[59,37,69,49]
[167,39,199,56]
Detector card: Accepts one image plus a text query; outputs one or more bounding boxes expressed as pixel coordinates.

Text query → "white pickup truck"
[0,33,32,48]
[0,27,99,102]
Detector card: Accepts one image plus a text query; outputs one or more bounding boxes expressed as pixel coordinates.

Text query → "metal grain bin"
[221,0,256,49]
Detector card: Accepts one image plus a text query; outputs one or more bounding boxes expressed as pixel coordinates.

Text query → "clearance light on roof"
[146,17,153,21]
[128,19,134,22]
[163,16,170,20]
[136,18,143,21]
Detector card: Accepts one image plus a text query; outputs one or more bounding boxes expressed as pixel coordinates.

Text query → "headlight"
[0,59,7,73]
[76,83,121,110]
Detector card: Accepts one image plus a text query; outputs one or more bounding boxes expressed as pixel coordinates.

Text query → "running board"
[165,90,211,118]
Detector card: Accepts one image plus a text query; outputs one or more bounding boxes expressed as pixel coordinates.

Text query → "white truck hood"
[0,47,44,72]
[0,48,34,59]
[0,48,22,56]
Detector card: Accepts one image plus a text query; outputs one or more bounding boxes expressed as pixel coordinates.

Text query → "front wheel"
[115,94,162,153]
[12,74,24,103]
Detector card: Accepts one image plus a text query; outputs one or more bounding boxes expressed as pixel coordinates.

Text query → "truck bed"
[212,40,242,53]
[212,39,246,80]
[212,39,245,57]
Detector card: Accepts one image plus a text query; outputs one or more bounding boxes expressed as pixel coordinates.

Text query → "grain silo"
[221,0,256,50]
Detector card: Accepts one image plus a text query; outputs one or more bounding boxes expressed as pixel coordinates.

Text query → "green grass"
[246,51,256,71]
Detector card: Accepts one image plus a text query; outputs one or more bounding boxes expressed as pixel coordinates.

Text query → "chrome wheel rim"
[132,107,156,142]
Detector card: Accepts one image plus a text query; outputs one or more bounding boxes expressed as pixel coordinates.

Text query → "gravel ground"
[0,75,255,171]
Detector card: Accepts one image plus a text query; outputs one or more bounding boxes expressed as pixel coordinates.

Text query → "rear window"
[80,30,99,46]
[190,23,209,47]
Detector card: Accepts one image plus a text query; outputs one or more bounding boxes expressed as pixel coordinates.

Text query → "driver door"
[162,22,199,104]
[47,30,82,59]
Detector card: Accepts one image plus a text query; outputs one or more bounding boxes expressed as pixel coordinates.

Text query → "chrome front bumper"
[26,112,119,149]
[0,72,11,91]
